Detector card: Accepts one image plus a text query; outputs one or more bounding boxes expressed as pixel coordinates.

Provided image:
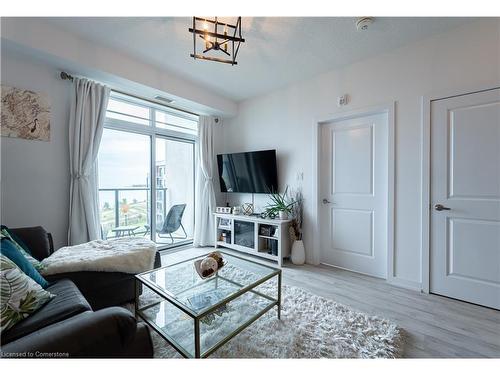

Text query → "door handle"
[322,198,333,204]
[434,204,451,211]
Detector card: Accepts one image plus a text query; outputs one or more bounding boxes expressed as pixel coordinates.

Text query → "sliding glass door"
[154,138,194,245]
[98,129,151,239]
[97,92,197,249]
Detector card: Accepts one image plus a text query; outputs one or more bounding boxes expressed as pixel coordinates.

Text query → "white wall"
[1,52,71,249]
[221,19,500,289]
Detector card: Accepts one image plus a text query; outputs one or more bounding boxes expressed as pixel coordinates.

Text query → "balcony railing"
[99,187,168,238]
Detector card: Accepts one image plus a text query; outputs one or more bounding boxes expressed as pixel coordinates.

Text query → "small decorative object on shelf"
[265,238,278,256]
[241,203,254,215]
[194,251,226,279]
[220,231,231,243]
[271,240,278,256]
[290,188,305,265]
[259,224,276,237]
[218,218,232,230]
[233,206,242,215]
[265,186,295,220]
[216,206,232,214]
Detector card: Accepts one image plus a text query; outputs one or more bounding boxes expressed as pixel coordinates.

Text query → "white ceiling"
[45,17,472,101]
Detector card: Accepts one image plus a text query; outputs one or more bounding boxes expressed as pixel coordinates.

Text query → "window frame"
[100,91,198,250]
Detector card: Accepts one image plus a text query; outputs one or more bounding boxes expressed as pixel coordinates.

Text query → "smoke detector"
[356,17,373,31]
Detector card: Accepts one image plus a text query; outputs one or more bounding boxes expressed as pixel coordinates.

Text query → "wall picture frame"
[1,85,51,141]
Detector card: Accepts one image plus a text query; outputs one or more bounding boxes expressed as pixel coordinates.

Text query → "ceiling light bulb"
[223,25,228,51]
[203,22,210,49]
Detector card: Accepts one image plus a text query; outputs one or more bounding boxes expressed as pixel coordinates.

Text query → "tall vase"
[291,240,305,265]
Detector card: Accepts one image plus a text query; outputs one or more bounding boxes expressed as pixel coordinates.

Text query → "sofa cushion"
[1,279,91,344]
[1,225,31,254]
[1,228,45,273]
[7,226,52,261]
[0,307,153,358]
[0,255,54,334]
[1,238,49,288]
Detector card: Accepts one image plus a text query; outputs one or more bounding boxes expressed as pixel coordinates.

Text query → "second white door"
[430,88,500,309]
[320,111,389,278]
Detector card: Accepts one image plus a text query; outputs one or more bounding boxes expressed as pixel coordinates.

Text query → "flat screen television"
[217,150,278,193]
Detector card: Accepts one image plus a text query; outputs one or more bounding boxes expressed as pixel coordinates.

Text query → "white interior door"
[320,111,388,278]
[430,88,500,309]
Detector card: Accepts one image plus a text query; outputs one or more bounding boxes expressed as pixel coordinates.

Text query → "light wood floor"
[160,247,500,358]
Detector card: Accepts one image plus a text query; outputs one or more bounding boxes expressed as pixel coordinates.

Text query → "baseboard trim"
[388,276,422,292]
[320,262,386,280]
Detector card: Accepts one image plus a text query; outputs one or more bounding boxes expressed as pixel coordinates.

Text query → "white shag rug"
[132,272,403,358]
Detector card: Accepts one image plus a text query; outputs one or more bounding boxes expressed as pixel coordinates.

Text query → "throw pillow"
[0,225,31,254]
[0,228,45,272]
[0,254,54,333]
[0,238,49,288]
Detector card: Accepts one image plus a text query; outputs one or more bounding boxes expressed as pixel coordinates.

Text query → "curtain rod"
[60,71,201,118]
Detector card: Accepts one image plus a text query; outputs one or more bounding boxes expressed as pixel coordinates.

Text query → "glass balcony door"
[154,137,195,246]
[98,129,151,240]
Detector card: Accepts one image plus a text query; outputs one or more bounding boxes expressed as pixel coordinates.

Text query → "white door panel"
[320,112,388,278]
[430,88,500,309]
[448,218,500,284]
[333,125,374,195]
[331,208,373,257]
[450,102,500,199]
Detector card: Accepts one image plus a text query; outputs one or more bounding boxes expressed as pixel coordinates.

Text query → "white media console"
[213,213,292,267]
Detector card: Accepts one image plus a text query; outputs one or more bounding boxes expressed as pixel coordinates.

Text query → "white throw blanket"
[40,238,157,276]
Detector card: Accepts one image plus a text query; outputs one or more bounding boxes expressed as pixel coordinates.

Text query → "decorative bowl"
[194,258,227,279]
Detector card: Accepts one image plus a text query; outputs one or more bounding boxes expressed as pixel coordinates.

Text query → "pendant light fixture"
[188,17,245,65]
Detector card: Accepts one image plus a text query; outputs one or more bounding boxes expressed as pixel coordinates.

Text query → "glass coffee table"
[135,251,282,358]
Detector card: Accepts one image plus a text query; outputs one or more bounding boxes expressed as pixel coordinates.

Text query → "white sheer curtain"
[193,116,217,247]
[68,78,110,245]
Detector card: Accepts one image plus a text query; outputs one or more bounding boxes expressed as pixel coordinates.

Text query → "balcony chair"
[144,204,187,243]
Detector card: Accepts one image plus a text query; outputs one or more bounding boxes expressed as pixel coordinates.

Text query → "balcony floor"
[105,228,192,249]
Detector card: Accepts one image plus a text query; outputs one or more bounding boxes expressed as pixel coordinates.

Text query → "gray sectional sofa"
[0,226,161,358]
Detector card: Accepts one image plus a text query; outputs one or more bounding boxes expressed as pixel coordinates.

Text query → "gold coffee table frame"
[135,251,281,358]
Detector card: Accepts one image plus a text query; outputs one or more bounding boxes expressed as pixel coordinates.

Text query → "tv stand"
[213,213,292,267]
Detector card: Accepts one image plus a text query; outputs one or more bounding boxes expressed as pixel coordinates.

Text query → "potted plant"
[289,188,305,265]
[265,186,295,220]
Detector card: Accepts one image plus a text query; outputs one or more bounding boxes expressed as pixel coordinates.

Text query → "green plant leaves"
[265,185,296,215]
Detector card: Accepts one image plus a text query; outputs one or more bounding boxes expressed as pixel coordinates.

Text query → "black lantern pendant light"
[188,17,245,65]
